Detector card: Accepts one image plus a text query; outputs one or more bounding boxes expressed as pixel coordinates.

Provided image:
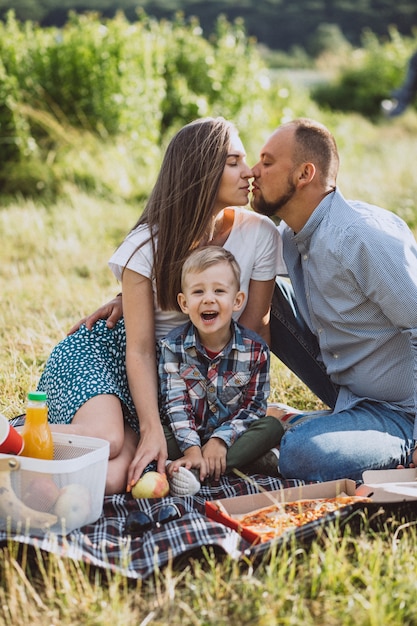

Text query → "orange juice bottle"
[21,391,54,460]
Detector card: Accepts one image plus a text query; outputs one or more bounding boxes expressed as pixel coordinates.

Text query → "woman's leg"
[49,394,125,458]
[49,394,139,495]
[37,320,143,494]
[105,422,139,495]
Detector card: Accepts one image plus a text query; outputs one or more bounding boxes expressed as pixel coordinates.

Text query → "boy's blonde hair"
[181,246,241,290]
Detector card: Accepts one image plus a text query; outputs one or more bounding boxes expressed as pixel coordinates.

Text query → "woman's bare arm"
[238,278,275,345]
[122,268,168,488]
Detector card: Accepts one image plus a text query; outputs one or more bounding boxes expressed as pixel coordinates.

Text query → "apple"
[131,471,170,499]
[54,483,91,529]
[22,475,61,512]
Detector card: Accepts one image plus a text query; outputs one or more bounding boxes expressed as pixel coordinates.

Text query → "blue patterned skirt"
[37,318,141,435]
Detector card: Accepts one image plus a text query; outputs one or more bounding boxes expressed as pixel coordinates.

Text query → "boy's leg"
[225,414,284,472]
[270,279,339,408]
[278,401,414,483]
[163,423,182,461]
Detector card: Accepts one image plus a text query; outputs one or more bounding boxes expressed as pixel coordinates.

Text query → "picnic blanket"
[0,416,306,580]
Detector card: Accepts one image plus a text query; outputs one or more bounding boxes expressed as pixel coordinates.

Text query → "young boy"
[158,246,287,496]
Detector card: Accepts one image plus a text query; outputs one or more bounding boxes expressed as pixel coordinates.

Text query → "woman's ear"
[233,291,245,312]
[177,292,189,314]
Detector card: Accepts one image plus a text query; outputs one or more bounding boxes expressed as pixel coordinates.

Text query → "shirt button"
[193,370,199,377]
[333,353,339,359]
[210,406,217,413]
[303,254,308,260]
[208,386,215,393]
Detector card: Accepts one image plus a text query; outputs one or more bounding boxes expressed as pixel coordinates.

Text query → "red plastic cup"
[0,413,24,455]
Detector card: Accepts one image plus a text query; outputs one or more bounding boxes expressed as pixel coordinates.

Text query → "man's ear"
[177,292,188,314]
[298,162,316,186]
[233,291,245,312]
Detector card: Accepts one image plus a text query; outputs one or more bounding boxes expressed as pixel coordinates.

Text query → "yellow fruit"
[131,471,170,499]
[54,484,91,529]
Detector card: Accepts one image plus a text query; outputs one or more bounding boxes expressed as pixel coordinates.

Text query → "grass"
[1,110,417,625]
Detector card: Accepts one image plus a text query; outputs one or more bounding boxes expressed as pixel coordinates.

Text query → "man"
[251,117,416,482]
[382,49,417,117]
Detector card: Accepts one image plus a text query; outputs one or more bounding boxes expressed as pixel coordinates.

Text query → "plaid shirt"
[158,320,270,452]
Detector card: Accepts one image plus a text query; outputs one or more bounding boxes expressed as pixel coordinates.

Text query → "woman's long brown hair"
[126,117,234,311]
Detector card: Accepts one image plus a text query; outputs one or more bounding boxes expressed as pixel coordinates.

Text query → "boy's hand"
[167,446,208,483]
[202,438,227,482]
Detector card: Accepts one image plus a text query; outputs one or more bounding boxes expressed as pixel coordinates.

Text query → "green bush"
[0,10,296,199]
[0,62,35,167]
[307,23,351,59]
[311,29,417,120]
[0,11,166,139]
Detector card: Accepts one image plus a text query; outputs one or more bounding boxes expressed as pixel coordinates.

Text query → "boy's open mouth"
[201,312,218,321]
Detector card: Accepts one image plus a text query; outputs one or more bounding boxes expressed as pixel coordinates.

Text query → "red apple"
[22,475,61,512]
[131,471,170,499]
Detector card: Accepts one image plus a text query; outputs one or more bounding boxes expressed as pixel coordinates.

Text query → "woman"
[38,117,282,494]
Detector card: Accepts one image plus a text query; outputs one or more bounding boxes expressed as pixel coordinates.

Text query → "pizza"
[236,495,371,543]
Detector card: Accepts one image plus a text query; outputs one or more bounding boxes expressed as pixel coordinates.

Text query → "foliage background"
[1,8,416,200]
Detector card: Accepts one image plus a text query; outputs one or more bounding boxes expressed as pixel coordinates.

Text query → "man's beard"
[251,180,296,218]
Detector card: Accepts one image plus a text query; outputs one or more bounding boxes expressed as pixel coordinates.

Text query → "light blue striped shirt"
[280,188,417,436]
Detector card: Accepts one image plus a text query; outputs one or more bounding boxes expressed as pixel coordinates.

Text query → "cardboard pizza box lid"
[359,467,417,502]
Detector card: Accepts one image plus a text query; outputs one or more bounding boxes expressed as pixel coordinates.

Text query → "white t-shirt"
[108,207,285,340]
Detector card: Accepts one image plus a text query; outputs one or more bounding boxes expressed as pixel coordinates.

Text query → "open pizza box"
[205,471,417,545]
[358,467,417,501]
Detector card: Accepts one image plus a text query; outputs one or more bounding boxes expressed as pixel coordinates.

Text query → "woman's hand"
[67,294,123,335]
[126,425,168,491]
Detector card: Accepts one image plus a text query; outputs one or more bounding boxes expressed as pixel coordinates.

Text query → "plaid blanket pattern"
[0,417,305,580]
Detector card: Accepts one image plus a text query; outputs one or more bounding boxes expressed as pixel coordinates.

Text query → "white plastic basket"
[0,432,109,535]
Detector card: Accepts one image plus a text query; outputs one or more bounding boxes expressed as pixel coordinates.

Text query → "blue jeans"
[270,278,415,482]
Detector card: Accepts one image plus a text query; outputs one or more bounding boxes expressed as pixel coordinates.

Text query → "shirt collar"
[293,187,337,243]
[183,319,246,357]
